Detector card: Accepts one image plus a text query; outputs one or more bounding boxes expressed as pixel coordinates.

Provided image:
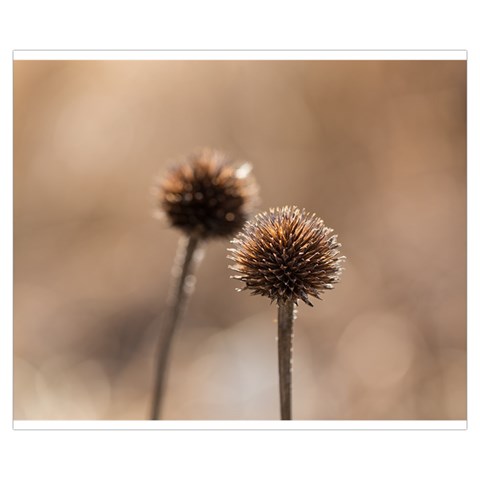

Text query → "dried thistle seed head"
[228,206,345,306]
[157,148,257,239]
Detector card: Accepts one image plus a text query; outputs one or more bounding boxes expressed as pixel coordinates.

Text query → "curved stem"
[277,300,295,420]
[150,234,202,420]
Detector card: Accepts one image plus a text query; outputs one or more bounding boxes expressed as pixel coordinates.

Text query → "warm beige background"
[14,60,466,420]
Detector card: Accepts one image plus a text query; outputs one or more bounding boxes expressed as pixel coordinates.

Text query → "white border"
[14,420,467,430]
[1,0,476,473]
[13,50,467,61]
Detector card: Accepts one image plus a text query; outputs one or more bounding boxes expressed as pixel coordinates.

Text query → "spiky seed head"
[228,206,345,306]
[157,148,258,239]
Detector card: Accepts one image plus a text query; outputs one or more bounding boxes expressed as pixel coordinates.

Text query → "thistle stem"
[150,234,202,420]
[277,299,295,420]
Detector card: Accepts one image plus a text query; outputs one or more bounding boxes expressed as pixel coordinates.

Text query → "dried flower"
[228,206,344,306]
[157,148,257,239]
[150,147,257,420]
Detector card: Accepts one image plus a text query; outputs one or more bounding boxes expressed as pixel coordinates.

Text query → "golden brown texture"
[228,206,345,306]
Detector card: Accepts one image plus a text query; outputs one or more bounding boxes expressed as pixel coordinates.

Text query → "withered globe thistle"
[228,206,344,307]
[158,148,257,239]
[228,205,344,420]
[150,148,257,420]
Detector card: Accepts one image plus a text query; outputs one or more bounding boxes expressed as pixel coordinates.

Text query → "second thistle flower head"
[228,206,345,306]
[157,148,257,239]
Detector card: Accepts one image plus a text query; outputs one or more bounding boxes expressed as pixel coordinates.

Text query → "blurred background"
[13,60,466,420]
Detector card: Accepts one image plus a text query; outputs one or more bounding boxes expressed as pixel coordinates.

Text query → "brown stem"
[150,234,202,420]
[277,299,295,420]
